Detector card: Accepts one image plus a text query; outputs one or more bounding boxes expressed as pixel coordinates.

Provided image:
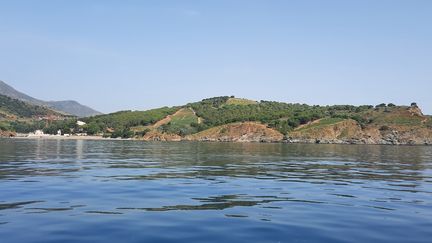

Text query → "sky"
[0,0,431,114]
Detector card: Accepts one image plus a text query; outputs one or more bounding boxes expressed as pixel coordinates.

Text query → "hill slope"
[185,122,283,142]
[25,96,432,144]
[288,106,432,145]
[0,94,63,118]
[0,94,70,135]
[0,80,102,117]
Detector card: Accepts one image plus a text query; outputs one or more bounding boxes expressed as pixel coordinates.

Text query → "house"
[28,130,46,137]
[35,130,44,136]
[77,121,86,126]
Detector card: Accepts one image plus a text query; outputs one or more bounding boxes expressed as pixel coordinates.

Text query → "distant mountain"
[0,80,102,117]
[0,80,44,106]
[46,100,101,118]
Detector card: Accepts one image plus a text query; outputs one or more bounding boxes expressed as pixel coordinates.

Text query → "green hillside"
[0,94,62,118]
[0,94,71,133]
[187,96,375,134]
[157,108,200,136]
[36,96,429,142]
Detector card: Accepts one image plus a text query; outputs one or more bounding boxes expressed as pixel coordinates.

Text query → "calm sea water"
[0,139,431,243]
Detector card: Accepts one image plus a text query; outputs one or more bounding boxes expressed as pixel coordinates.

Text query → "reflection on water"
[0,139,431,243]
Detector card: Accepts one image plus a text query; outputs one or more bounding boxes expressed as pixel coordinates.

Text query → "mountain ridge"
[0,80,102,117]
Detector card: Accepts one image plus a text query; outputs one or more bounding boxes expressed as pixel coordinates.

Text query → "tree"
[387,103,396,107]
[111,128,134,138]
[86,122,101,135]
[411,102,418,107]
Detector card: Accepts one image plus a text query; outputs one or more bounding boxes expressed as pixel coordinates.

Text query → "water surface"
[0,139,431,242]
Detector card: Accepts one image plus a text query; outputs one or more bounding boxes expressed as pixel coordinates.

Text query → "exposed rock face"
[137,118,432,145]
[374,126,432,145]
[185,122,284,142]
[141,130,182,141]
[407,106,423,117]
[289,119,363,141]
[0,130,16,137]
[287,119,432,145]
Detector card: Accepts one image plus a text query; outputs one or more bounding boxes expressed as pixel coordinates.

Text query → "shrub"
[379,125,390,131]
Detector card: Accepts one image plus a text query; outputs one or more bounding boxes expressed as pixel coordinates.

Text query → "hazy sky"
[0,0,431,114]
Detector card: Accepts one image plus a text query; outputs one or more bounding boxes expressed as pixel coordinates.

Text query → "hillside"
[185,122,283,142]
[13,96,432,145]
[0,80,102,117]
[0,94,70,135]
[288,106,432,145]
[0,94,63,118]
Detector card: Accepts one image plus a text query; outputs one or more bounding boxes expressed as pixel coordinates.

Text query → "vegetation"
[2,120,46,133]
[158,108,199,136]
[0,94,62,118]
[295,118,345,131]
[42,119,79,134]
[84,107,176,129]
[225,98,257,106]
[426,118,432,129]
[0,121,11,131]
[0,94,74,134]
[188,97,374,134]
[42,106,178,138]
[6,96,429,139]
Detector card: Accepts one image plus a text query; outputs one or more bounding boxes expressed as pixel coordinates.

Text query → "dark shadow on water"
[117,194,323,212]
[0,201,44,210]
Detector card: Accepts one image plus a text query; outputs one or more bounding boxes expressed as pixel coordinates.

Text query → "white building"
[28,130,46,137]
[35,130,44,136]
[77,121,86,126]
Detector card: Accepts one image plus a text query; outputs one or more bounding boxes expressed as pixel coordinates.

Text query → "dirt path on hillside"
[152,109,184,128]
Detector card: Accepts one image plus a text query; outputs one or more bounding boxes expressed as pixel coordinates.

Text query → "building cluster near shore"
[27,130,88,138]
[27,120,88,138]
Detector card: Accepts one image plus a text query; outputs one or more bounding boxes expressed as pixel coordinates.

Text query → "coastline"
[10,135,133,141]
[4,135,430,145]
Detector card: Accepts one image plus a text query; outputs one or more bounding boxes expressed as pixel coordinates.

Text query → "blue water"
[0,139,431,242]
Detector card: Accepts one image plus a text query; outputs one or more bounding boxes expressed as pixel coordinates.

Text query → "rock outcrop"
[0,130,16,137]
[287,118,432,145]
[185,122,284,142]
[141,130,182,141]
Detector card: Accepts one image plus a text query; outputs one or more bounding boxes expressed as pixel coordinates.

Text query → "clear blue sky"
[0,0,431,114]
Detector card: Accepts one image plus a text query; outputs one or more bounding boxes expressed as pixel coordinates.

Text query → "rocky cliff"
[287,111,432,145]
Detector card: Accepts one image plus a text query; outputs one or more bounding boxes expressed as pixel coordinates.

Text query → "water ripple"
[0,139,431,243]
